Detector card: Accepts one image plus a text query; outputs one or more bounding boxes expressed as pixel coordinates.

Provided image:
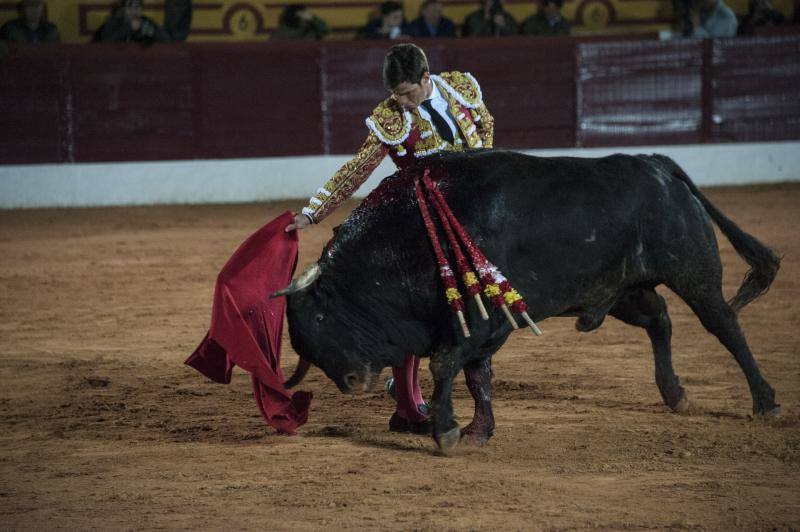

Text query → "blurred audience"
[520,0,570,35]
[692,0,738,37]
[164,0,192,41]
[406,0,457,37]
[95,0,169,43]
[463,0,518,37]
[672,0,694,36]
[273,4,329,40]
[361,1,410,39]
[738,0,785,34]
[0,0,60,43]
[10,0,785,45]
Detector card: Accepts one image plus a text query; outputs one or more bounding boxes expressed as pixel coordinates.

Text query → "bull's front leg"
[461,356,494,446]
[429,354,462,453]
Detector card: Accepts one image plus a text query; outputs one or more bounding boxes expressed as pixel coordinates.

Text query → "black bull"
[276,150,781,452]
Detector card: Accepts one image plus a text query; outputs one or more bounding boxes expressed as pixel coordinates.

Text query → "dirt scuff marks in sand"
[1,189,799,530]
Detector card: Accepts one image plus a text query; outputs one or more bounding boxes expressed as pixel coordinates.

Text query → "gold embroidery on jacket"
[438,71,482,107]
[304,133,388,222]
[447,97,481,149]
[411,109,443,155]
[474,104,494,148]
[304,71,494,221]
[366,99,410,145]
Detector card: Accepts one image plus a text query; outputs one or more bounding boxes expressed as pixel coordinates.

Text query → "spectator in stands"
[692,0,738,37]
[0,0,60,43]
[406,0,457,37]
[672,0,694,36]
[738,0,785,34]
[520,0,570,35]
[463,0,518,37]
[95,0,170,43]
[273,4,329,40]
[361,1,410,39]
[164,0,192,41]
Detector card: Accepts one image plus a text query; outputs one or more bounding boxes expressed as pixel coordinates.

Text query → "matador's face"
[391,72,433,111]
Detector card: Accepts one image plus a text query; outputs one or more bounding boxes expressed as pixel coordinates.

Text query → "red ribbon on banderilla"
[414,177,471,338]
[414,169,543,338]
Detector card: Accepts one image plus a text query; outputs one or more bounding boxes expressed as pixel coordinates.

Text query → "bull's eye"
[314,313,324,323]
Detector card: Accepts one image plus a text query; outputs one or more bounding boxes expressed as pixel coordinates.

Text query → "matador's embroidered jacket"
[302,71,494,223]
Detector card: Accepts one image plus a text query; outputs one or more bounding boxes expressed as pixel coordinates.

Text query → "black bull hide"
[283,150,781,452]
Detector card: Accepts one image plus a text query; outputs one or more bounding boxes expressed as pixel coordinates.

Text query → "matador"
[286,43,495,434]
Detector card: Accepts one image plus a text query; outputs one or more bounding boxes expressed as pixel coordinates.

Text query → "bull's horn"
[270,263,321,298]
[284,357,311,389]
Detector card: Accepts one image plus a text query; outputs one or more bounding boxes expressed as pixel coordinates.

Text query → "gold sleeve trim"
[303,132,388,223]
[474,103,495,148]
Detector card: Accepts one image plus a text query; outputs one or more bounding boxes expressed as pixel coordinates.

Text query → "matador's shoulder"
[434,71,483,109]
[365,97,411,145]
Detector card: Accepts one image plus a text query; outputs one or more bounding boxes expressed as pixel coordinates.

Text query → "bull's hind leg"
[676,286,778,415]
[609,289,688,412]
[461,356,495,446]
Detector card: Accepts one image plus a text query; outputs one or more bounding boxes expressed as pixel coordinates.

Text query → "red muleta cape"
[185,211,311,434]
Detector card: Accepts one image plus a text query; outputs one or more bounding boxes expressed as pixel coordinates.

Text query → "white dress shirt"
[417,81,460,144]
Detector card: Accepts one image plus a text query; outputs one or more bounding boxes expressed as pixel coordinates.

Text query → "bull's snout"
[341,370,378,394]
[343,372,360,391]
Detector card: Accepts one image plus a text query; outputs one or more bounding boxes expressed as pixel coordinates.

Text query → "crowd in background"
[0,0,190,44]
[351,0,571,39]
[0,0,795,45]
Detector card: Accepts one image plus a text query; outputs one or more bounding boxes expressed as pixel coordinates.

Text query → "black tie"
[420,100,455,144]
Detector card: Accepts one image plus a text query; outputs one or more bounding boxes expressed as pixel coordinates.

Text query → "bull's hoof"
[755,405,781,418]
[751,385,778,416]
[460,424,493,447]
[435,426,461,454]
[669,388,690,414]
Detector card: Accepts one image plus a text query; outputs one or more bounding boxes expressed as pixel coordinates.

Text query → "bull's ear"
[270,263,321,298]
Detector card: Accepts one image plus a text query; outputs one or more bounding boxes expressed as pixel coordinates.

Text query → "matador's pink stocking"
[392,355,427,422]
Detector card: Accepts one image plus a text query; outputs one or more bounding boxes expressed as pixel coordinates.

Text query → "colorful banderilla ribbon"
[423,177,489,322]
[421,169,542,337]
[414,177,471,339]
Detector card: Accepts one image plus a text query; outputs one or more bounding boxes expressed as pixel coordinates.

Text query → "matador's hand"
[285,212,311,232]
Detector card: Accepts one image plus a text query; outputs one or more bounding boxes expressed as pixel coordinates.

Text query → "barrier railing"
[1,34,798,164]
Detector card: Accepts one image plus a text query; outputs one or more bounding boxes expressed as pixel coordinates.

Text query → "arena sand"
[1,184,798,530]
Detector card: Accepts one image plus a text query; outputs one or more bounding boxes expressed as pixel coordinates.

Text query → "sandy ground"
[1,184,799,531]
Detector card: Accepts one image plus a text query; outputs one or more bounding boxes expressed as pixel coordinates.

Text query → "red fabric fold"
[185,211,312,435]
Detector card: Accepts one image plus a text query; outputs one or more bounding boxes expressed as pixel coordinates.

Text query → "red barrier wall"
[576,39,705,146]
[1,34,799,165]
[711,36,800,143]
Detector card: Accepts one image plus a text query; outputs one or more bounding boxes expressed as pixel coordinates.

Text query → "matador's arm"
[301,132,389,224]
[474,102,494,148]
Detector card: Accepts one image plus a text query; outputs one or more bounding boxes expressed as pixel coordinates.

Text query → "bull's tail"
[655,155,781,313]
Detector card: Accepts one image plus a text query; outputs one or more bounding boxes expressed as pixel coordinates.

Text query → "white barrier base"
[1,141,798,209]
